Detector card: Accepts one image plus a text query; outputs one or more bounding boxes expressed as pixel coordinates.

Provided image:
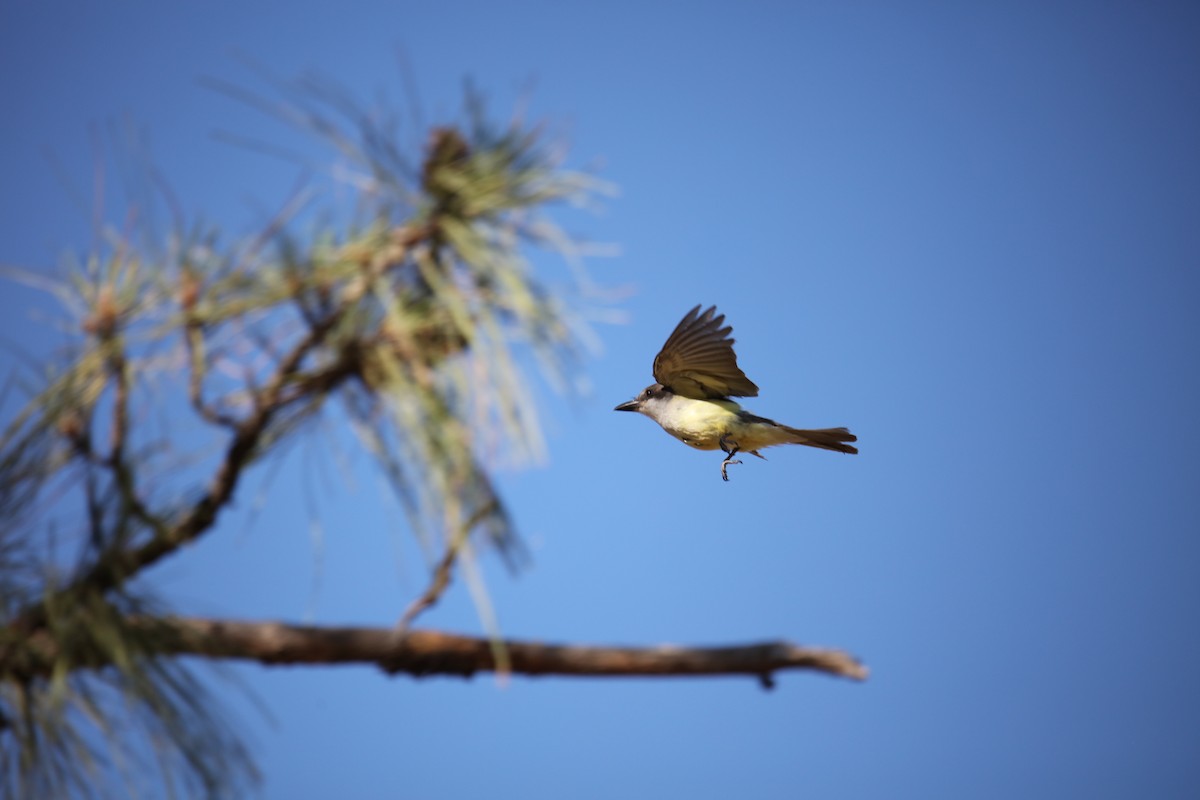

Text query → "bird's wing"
[652,305,760,399]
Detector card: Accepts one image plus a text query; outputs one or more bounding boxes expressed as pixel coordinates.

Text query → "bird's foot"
[720,456,743,482]
[718,434,743,482]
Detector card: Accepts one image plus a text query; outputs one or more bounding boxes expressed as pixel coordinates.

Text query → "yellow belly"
[661,400,742,450]
[657,398,799,453]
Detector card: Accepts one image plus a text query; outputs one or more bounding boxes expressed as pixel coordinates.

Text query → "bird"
[615,305,857,481]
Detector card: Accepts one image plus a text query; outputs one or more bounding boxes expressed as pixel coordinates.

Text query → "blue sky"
[3,2,1199,798]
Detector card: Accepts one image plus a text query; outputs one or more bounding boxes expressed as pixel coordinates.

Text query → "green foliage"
[1,591,258,800]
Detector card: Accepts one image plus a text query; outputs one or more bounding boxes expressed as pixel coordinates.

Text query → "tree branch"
[71,225,433,597]
[139,617,869,684]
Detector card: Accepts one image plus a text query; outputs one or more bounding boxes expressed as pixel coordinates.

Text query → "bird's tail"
[782,426,858,455]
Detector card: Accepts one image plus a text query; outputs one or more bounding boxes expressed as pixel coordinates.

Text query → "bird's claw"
[720,457,743,481]
[719,434,743,481]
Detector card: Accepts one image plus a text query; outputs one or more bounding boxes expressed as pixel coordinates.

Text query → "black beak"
[614,399,640,412]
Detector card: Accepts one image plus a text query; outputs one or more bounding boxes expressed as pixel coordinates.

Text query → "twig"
[395,498,500,631]
[395,545,459,632]
[105,337,129,466]
[184,320,239,429]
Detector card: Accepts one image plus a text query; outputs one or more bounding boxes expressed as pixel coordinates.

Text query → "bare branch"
[140,618,869,684]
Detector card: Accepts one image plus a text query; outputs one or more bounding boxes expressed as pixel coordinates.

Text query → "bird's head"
[614,383,673,416]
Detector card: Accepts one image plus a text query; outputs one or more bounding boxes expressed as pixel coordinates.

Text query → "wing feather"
[651,305,759,399]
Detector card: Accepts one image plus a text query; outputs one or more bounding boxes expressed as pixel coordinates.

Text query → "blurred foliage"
[0,73,609,799]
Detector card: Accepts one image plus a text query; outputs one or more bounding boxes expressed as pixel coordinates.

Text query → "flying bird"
[615,305,857,481]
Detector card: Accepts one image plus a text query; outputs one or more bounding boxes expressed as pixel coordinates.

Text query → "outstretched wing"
[652,305,759,399]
